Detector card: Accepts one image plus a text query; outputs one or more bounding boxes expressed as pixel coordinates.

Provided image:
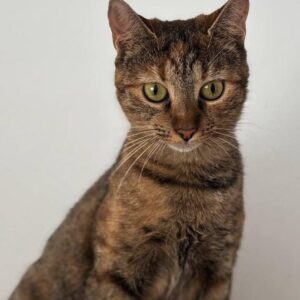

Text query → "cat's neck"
[115,134,241,187]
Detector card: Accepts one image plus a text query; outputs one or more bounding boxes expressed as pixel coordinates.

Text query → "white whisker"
[207,137,231,158]
[127,130,156,138]
[125,133,156,146]
[123,135,156,153]
[214,131,236,140]
[216,136,240,151]
[111,137,156,178]
[116,137,159,194]
[138,141,162,184]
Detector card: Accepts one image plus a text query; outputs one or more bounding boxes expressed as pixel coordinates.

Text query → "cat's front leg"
[84,271,136,300]
[202,277,232,300]
[84,234,164,300]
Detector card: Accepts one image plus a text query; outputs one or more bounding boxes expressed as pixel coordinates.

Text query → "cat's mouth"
[167,141,200,153]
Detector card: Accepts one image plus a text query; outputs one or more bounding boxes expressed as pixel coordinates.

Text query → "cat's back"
[9,169,112,300]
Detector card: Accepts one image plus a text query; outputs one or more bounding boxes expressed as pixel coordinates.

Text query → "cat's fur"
[10,0,249,299]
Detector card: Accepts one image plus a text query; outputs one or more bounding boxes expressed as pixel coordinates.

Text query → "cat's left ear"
[108,0,156,52]
[207,0,249,42]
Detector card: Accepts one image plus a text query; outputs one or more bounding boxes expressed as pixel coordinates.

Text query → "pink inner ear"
[108,0,147,47]
[108,0,157,51]
[108,0,132,37]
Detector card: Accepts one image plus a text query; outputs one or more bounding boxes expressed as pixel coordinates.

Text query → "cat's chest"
[149,189,231,265]
[151,222,233,300]
[173,221,231,265]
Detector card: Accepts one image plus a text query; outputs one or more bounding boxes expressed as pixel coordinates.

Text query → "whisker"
[125,133,157,146]
[216,136,240,151]
[116,137,159,194]
[138,141,162,184]
[214,128,236,134]
[111,137,156,177]
[214,131,237,140]
[152,141,165,163]
[123,135,156,152]
[159,142,168,158]
[129,125,154,131]
[127,130,156,138]
[126,130,155,139]
[206,137,231,158]
[216,120,264,131]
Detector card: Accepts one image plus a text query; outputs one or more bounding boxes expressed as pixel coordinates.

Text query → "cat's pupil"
[152,84,159,95]
[211,83,216,94]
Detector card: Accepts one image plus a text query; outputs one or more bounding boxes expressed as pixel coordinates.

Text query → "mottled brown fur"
[10,0,250,299]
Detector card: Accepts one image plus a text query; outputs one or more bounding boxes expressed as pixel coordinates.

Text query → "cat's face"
[109,0,249,153]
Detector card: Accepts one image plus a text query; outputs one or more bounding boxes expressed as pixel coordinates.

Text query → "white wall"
[1,0,299,299]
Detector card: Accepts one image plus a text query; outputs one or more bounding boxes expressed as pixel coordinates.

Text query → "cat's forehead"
[118,17,245,87]
[120,40,202,85]
[130,39,208,86]
[149,18,206,38]
[162,40,203,85]
[139,24,208,82]
[138,20,214,72]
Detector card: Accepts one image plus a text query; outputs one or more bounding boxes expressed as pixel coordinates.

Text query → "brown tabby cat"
[10,0,249,299]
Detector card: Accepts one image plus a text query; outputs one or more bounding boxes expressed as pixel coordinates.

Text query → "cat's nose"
[175,128,197,142]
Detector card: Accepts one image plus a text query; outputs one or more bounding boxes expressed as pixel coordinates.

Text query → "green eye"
[200,80,225,101]
[143,83,168,102]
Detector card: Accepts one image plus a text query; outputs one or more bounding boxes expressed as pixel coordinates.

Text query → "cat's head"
[108,0,249,153]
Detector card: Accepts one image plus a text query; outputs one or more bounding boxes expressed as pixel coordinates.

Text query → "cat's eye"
[143,83,168,103]
[200,80,225,101]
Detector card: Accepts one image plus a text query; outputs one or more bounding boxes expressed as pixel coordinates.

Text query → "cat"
[9,0,249,299]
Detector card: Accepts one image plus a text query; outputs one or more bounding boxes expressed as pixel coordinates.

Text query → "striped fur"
[10,0,249,299]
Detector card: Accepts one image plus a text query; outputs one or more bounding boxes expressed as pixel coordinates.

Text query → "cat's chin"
[167,142,200,153]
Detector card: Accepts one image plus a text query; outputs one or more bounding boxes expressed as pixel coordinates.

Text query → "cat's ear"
[108,0,156,51]
[207,0,249,42]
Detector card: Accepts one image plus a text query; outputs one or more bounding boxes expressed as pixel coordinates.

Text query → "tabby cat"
[10,0,250,299]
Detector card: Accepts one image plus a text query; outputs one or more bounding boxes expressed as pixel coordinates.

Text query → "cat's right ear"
[206,0,250,43]
[108,0,156,52]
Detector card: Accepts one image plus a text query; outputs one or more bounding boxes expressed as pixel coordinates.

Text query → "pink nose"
[176,128,197,142]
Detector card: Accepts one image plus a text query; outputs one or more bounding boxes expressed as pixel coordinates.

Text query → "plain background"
[1,0,300,299]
